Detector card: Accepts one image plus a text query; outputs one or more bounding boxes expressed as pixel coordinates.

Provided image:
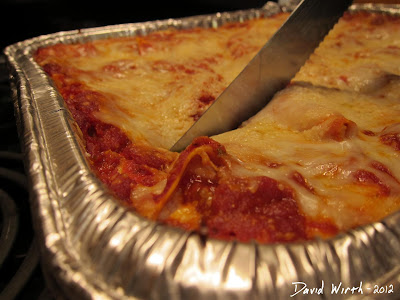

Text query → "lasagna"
[34,10,400,244]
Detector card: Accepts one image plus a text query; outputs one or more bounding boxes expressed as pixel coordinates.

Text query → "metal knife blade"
[170,0,352,152]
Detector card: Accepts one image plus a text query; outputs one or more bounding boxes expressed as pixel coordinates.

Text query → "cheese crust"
[35,11,400,244]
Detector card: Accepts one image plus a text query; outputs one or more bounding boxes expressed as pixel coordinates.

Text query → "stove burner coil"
[0,151,47,299]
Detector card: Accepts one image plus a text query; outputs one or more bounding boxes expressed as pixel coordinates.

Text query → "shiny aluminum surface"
[4,2,400,299]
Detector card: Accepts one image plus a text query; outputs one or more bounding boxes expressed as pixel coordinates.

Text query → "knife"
[170,0,352,152]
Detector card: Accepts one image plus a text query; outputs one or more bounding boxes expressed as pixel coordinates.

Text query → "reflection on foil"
[226,267,251,290]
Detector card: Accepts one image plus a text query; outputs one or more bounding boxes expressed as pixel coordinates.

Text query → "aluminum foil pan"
[4,2,400,299]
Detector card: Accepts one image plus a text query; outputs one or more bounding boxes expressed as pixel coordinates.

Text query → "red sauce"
[370,14,386,26]
[102,60,137,75]
[39,60,175,205]
[291,171,315,194]
[371,161,394,178]
[156,137,308,243]
[205,176,307,243]
[380,132,400,151]
[362,130,376,136]
[353,169,390,197]
[306,219,339,238]
[151,60,196,74]
[92,151,133,202]
[339,75,349,84]
[198,93,215,105]
[322,116,357,141]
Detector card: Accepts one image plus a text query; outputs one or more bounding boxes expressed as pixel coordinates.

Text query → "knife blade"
[170,0,352,152]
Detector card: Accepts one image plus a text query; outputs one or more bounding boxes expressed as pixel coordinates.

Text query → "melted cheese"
[214,83,400,229]
[37,15,287,149]
[295,12,400,92]
[35,10,400,243]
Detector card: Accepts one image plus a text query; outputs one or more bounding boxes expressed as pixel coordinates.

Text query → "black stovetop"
[0,0,268,52]
[0,54,52,299]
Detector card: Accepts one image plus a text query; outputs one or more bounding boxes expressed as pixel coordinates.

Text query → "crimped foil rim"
[5,2,400,299]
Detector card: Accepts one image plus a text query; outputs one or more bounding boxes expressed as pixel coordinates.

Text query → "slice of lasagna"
[34,10,400,244]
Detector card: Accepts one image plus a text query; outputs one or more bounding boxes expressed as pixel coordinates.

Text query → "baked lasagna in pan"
[34,10,400,244]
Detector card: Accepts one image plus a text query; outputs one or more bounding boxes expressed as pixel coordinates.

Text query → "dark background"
[1,0,273,52]
[2,0,398,52]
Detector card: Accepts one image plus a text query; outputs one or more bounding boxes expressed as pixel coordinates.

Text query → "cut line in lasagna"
[34,10,400,244]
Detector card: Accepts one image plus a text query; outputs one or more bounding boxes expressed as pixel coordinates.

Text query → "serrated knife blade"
[170,0,352,152]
